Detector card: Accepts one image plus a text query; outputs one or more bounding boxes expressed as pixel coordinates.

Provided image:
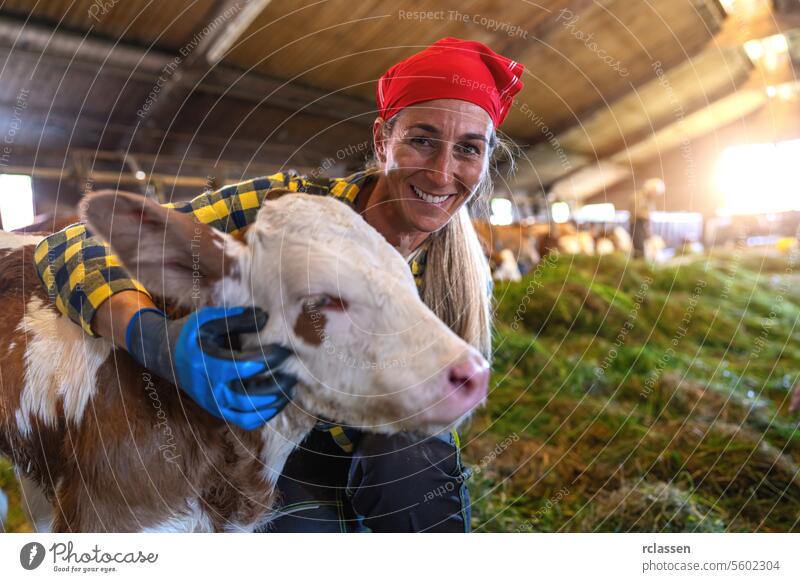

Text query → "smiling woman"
[29,36,523,533]
[371,101,492,235]
[362,98,508,357]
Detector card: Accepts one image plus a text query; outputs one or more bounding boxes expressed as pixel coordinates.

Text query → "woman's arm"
[33,171,312,339]
[94,290,157,348]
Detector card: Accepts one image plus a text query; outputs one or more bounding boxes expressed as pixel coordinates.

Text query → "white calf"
[0,191,488,531]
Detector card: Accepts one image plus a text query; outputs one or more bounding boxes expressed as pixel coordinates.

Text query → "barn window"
[551,201,571,224]
[573,203,616,223]
[743,33,788,70]
[716,139,800,215]
[490,197,514,225]
[0,174,34,231]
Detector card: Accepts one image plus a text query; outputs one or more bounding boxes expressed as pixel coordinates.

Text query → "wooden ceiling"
[0,0,219,51]
[5,0,732,142]
[221,0,729,138]
[1,0,796,203]
[557,46,753,159]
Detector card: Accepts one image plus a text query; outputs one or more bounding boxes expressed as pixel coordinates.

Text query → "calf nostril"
[448,356,489,396]
[449,368,471,390]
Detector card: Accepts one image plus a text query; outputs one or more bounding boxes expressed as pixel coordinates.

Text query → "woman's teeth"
[412,185,451,204]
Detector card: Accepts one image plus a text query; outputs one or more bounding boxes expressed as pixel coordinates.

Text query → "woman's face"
[374,99,493,234]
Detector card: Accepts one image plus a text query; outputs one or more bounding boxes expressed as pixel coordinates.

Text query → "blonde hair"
[370,114,517,361]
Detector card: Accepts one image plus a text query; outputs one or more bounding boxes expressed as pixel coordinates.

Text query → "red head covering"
[376,37,524,128]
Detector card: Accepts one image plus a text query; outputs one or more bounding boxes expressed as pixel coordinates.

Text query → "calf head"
[83,191,489,436]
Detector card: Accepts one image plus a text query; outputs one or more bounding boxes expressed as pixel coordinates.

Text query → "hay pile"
[466,249,800,532]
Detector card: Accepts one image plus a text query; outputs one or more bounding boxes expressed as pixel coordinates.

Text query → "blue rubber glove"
[125,306,296,430]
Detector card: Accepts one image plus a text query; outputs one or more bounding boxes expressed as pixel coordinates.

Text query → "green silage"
[467,251,800,532]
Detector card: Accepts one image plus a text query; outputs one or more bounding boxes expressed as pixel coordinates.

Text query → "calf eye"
[305,294,348,312]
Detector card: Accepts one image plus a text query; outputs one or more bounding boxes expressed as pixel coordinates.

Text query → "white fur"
[239,195,481,435]
[612,226,633,254]
[256,406,317,488]
[577,232,596,255]
[558,234,582,255]
[644,235,667,263]
[493,249,522,281]
[15,296,112,435]
[596,238,615,256]
[140,498,213,533]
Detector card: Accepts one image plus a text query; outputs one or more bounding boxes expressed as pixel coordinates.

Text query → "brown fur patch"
[293,303,326,346]
[49,353,272,531]
[0,245,66,503]
[0,244,275,532]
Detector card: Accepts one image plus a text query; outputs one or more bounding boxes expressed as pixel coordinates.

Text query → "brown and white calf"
[0,191,489,532]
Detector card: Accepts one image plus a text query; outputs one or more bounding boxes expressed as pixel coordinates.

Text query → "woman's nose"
[425,144,455,188]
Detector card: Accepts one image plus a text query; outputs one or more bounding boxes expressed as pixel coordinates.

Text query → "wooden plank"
[610,88,768,166]
[0,0,218,52]
[503,0,728,139]
[0,16,374,127]
[557,46,753,158]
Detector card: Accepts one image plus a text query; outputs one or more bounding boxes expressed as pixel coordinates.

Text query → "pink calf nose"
[421,352,490,426]
[448,353,490,403]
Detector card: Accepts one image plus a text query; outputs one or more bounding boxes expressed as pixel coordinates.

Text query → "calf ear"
[81,190,245,304]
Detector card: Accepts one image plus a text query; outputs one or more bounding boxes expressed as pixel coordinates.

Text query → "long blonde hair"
[370,115,517,361]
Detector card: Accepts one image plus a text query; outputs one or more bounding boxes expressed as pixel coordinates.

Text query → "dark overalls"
[260,427,472,532]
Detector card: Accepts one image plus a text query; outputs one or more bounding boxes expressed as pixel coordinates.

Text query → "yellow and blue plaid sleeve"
[33,223,153,336]
[165,172,333,234]
[33,172,324,335]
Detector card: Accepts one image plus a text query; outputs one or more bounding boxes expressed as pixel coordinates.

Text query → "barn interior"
[1,0,799,533]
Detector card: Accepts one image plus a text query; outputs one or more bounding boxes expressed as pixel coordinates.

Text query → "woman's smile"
[410,184,455,206]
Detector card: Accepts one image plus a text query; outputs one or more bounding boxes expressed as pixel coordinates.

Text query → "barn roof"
[0,0,798,210]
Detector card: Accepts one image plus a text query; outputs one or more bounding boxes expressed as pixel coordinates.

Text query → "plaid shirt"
[34,169,428,337]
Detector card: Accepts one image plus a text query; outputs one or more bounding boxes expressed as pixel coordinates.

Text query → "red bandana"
[376,37,524,128]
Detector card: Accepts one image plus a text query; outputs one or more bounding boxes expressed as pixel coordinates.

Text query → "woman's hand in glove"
[125,306,296,430]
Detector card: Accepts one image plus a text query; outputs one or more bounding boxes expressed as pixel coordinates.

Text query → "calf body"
[0,194,488,532]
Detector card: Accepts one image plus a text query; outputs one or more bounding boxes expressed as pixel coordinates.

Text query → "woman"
[34,37,523,532]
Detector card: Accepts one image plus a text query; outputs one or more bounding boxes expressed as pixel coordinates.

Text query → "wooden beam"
[610,89,768,167]
[714,0,800,47]
[204,0,274,65]
[0,98,329,165]
[496,0,597,62]
[521,0,729,144]
[556,46,754,159]
[1,155,320,189]
[0,16,373,128]
[511,142,590,190]
[549,160,631,203]
[131,0,274,140]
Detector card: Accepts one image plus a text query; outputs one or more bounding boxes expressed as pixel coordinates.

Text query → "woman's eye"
[456,143,481,156]
[410,136,434,148]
